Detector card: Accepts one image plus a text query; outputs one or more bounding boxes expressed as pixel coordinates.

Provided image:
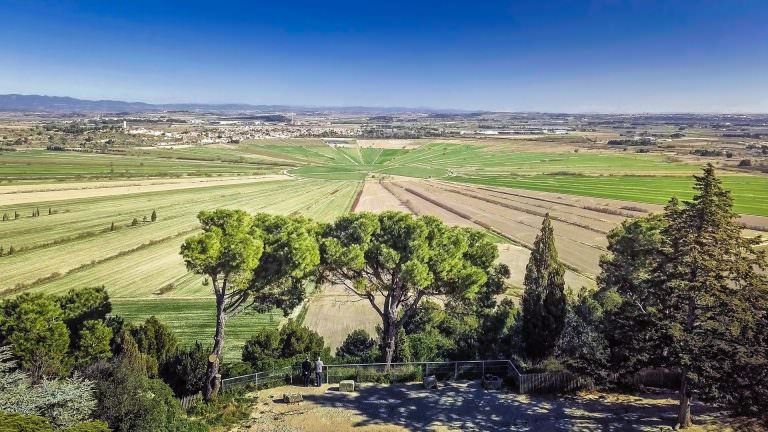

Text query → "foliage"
[0,293,72,378]
[130,316,177,364]
[0,413,53,432]
[521,215,567,362]
[58,287,112,333]
[336,329,378,363]
[91,336,182,432]
[593,165,768,426]
[187,387,251,429]
[244,213,322,315]
[160,341,209,397]
[242,319,329,371]
[0,347,97,429]
[321,211,500,366]
[61,422,111,432]
[76,321,113,367]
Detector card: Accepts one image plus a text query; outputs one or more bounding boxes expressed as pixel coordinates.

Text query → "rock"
[423,375,438,390]
[283,393,303,403]
[339,380,355,392]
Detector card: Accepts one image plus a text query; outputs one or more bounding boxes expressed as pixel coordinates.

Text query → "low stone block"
[339,380,355,392]
[283,393,303,403]
[483,374,503,390]
[423,375,438,390]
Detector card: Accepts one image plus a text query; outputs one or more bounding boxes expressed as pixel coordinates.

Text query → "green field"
[112,298,284,360]
[453,173,768,217]
[252,141,768,217]
[0,149,287,181]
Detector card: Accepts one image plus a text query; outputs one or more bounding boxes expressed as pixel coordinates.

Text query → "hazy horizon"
[2,0,767,113]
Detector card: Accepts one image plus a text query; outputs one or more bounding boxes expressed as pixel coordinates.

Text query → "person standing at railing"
[301,356,313,387]
[315,356,324,387]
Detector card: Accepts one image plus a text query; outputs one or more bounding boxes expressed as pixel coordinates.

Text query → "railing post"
[482,361,485,379]
[454,362,458,380]
[326,366,329,385]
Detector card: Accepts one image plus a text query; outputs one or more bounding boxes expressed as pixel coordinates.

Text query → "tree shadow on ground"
[302,381,726,431]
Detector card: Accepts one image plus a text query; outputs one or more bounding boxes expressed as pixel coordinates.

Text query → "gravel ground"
[234,381,757,432]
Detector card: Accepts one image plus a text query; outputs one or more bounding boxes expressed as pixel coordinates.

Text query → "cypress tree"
[110,222,115,232]
[131,218,139,226]
[521,214,567,362]
[2,213,7,221]
[151,210,157,222]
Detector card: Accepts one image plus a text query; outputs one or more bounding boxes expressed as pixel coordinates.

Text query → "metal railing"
[219,360,677,394]
[222,359,524,392]
[221,365,299,391]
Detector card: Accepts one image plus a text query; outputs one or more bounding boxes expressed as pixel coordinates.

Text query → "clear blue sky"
[1,0,767,112]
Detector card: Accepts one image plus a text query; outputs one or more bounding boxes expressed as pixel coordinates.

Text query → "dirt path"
[236,382,753,431]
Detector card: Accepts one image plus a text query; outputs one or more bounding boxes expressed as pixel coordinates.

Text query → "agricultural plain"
[2,137,767,358]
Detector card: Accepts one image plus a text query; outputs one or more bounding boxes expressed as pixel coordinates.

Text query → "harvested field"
[238,382,753,432]
[302,285,382,351]
[497,243,595,291]
[0,174,289,206]
[386,179,605,278]
[353,180,411,213]
[0,176,360,353]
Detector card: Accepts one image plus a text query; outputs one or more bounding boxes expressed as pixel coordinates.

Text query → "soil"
[233,382,758,432]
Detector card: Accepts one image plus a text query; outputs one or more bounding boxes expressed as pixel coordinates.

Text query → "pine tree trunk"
[204,289,226,401]
[676,374,692,429]
[382,315,397,371]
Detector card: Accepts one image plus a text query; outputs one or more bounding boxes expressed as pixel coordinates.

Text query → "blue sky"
[1,0,767,112]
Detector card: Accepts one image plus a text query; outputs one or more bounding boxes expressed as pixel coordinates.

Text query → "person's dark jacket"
[301,360,312,375]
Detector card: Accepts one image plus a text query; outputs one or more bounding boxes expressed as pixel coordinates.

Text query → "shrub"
[0,413,53,432]
[130,316,177,364]
[93,337,183,432]
[161,342,209,397]
[242,320,329,372]
[220,361,253,379]
[62,421,111,432]
[336,329,378,363]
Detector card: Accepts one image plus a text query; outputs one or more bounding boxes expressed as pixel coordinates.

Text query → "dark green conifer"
[521,214,567,362]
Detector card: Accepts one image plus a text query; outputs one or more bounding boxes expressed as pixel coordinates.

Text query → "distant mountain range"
[0,94,467,115]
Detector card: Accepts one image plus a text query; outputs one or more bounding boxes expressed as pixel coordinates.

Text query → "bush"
[0,413,52,432]
[130,316,177,364]
[221,361,253,379]
[335,329,378,363]
[161,341,209,397]
[242,320,329,372]
[92,336,182,432]
[62,421,111,432]
[187,388,252,429]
